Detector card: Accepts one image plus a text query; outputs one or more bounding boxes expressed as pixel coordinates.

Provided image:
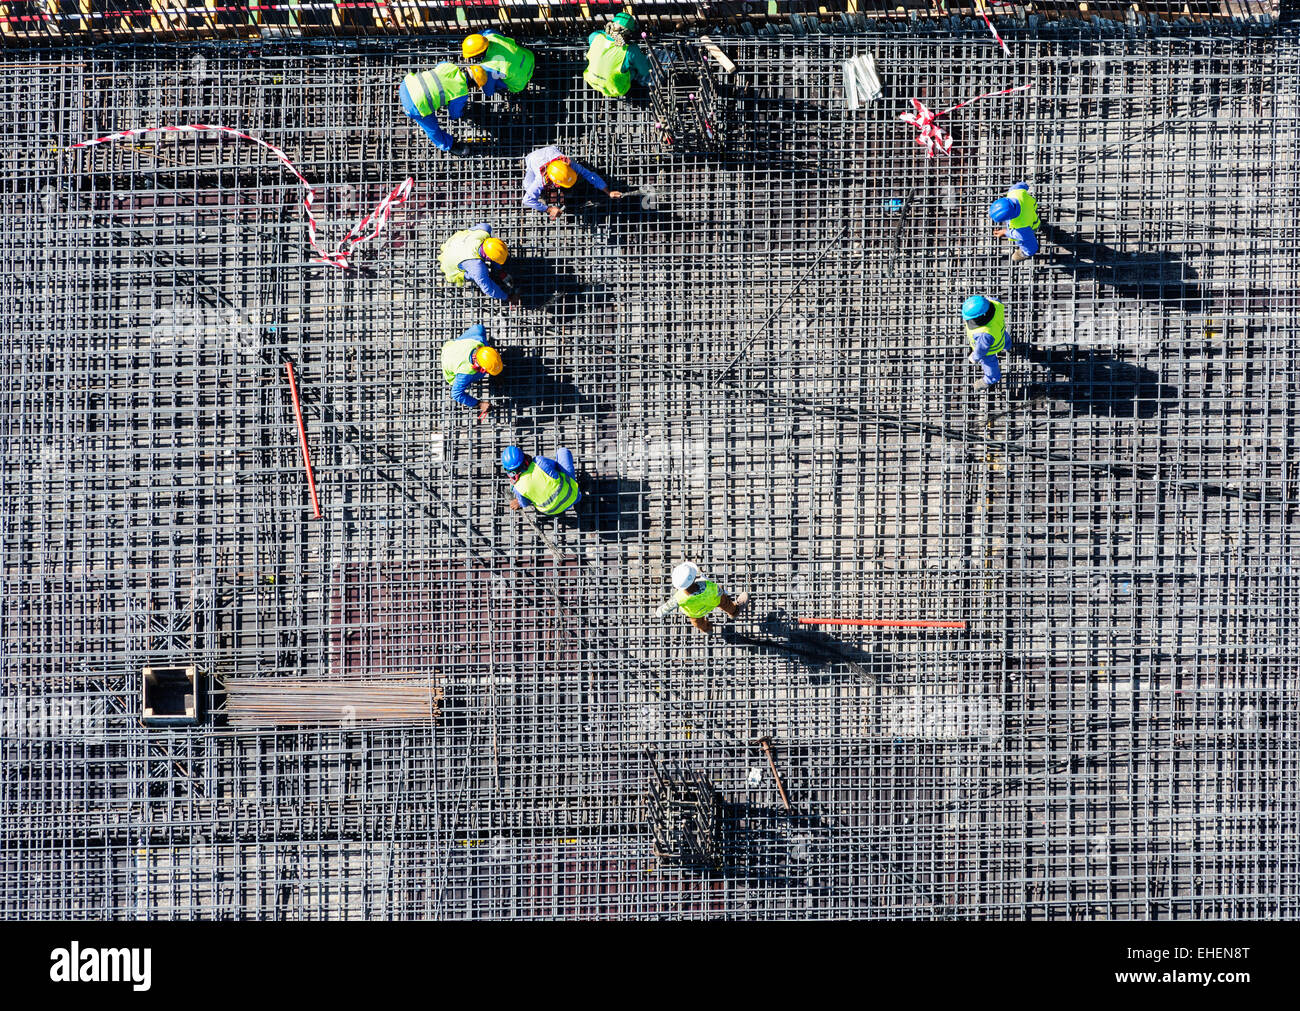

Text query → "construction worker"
[583,12,651,99]
[399,63,471,154]
[502,446,581,516]
[962,295,1011,390]
[522,146,624,220]
[989,181,1041,263]
[462,31,536,98]
[441,323,503,420]
[656,562,749,634]
[438,224,517,304]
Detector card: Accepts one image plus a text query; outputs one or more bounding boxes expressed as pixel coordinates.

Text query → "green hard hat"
[611,12,635,30]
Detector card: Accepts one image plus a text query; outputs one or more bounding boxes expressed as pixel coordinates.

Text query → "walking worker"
[656,563,749,634]
[522,146,624,220]
[583,12,651,98]
[962,295,1010,390]
[989,182,1041,262]
[502,446,581,516]
[399,63,471,154]
[441,323,503,420]
[438,224,516,304]
[462,31,536,98]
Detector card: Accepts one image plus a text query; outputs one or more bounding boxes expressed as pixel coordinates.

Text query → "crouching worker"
[656,562,749,634]
[502,445,581,516]
[441,323,503,420]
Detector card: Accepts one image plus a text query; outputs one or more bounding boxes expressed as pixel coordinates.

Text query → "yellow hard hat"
[462,34,488,59]
[467,65,488,89]
[546,159,578,189]
[474,346,503,376]
[480,237,508,265]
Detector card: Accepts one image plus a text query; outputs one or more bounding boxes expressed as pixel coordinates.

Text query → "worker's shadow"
[717,610,887,681]
[458,76,580,152]
[1042,225,1206,312]
[505,350,614,427]
[502,255,592,313]
[575,476,649,542]
[1017,343,1177,419]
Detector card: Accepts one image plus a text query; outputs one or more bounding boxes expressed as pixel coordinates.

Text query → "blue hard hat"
[962,295,991,321]
[989,197,1018,223]
[501,446,525,472]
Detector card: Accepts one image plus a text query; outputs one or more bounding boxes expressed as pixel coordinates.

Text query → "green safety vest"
[403,63,468,117]
[480,34,536,94]
[438,228,489,286]
[675,581,721,619]
[1006,187,1040,232]
[514,461,580,516]
[584,33,632,98]
[966,300,1007,356]
[441,337,483,383]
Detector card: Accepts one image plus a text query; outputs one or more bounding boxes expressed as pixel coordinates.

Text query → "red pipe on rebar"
[284,360,321,520]
[798,618,966,629]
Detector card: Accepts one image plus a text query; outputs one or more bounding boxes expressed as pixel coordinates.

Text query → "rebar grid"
[1,33,1298,920]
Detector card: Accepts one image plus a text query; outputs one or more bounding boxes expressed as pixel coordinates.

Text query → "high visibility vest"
[1006,187,1040,232]
[441,337,483,383]
[966,300,1007,356]
[403,63,468,117]
[438,229,489,286]
[676,581,721,619]
[584,33,632,98]
[514,461,580,516]
[480,34,536,93]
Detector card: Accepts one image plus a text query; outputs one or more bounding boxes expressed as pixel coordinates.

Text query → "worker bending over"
[989,182,1041,263]
[400,63,471,154]
[438,224,517,304]
[441,323,503,420]
[962,295,1011,391]
[656,562,749,634]
[502,446,581,516]
[462,31,535,98]
[522,146,623,219]
[583,13,651,98]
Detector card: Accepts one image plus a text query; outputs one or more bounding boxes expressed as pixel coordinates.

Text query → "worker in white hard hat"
[655,562,748,633]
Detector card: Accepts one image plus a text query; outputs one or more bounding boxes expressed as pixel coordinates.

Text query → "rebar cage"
[1,29,1298,919]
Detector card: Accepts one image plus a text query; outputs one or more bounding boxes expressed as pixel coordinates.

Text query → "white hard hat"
[671,562,699,590]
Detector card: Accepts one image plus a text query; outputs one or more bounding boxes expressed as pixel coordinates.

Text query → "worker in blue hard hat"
[502,445,581,516]
[962,295,1010,390]
[989,181,1041,263]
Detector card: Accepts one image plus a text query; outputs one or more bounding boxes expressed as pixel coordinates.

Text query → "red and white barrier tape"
[976,4,1011,57]
[900,84,1033,158]
[67,124,414,269]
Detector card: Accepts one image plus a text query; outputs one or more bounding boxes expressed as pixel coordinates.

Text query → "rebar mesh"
[1,31,1298,919]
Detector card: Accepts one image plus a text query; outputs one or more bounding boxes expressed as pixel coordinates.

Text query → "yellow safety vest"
[676,581,721,619]
[584,33,632,98]
[403,63,468,117]
[514,461,579,516]
[438,229,489,286]
[480,34,536,93]
[1006,187,1040,232]
[441,337,483,383]
[966,300,1007,356]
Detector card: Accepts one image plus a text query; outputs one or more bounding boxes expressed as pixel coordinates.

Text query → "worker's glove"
[654,603,674,618]
[968,353,981,365]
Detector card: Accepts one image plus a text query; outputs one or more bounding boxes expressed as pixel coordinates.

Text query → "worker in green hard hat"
[583,12,651,99]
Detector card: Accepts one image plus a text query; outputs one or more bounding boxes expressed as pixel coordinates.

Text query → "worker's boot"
[1011,250,1029,263]
[975,378,995,392]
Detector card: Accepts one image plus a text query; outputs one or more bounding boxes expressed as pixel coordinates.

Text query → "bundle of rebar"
[226,680,442,726]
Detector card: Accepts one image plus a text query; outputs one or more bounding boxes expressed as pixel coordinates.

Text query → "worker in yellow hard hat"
[522,145,624,220]
[437,224,518,304]
[461,30,536,99]
[441,323,504,420]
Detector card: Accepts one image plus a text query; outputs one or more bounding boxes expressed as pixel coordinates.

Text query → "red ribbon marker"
[67,124,413,268]
[284,360,321,519]
[900,84,1033,158]
[798,618,967,629]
